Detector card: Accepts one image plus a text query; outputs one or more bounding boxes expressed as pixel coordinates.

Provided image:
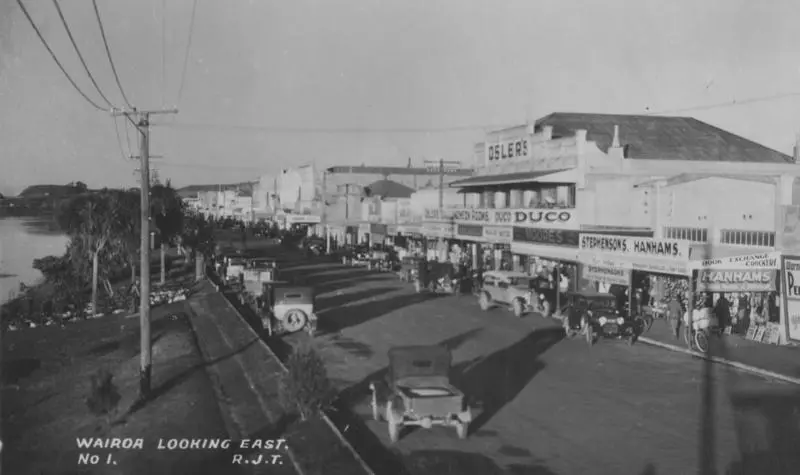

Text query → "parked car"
[561,291,639,346]
[259,285,318,336]
[369,345,472,442]
[477,270,537,317]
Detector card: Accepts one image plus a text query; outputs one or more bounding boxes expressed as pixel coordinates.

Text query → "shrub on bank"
[278,345,336,421]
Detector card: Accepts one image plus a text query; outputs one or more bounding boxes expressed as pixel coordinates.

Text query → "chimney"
[542,126,553,140]
[575,129,587,142]
[794,133,800,163]
[612,125,620,148]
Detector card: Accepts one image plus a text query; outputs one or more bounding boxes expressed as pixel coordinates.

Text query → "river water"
[0,217,69,304]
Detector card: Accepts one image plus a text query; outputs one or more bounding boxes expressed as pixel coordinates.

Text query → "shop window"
[720,229,776,248]
[663,226,708,243]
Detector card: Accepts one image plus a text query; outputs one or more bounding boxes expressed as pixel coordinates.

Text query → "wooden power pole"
[112,107,177,399]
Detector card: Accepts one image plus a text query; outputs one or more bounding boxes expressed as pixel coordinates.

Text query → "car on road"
[370,345,472,442]
[561,291,639,346]
[477,270,537,317]
[260,285,318,336]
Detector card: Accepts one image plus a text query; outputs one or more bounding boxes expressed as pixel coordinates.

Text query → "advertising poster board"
[781,255,800,343]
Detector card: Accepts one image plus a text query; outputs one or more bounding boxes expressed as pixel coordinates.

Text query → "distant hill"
[17,184,86,199]
[176,182,257,198]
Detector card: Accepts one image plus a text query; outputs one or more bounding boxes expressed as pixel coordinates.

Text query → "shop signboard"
[780,256,800,343]
[422,222,455,239]
[449,207,577,229]
[424,208,453,221]
[513,227,580,248]
[286,214,321,224]
[582,265,630,286]
[483,226,513,244]
[696,269,777,292]
[486,137,530,164]
[456,224,483,238]
[689,251,781,270]
[577,233,690,275]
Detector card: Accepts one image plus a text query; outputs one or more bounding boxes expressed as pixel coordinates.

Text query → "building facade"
[437,112,800,344]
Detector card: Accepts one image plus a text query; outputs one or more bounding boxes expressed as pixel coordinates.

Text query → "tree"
[150,181,184,285]
[56,191,132,317]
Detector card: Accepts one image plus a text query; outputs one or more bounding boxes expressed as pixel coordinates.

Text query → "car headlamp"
[617,317,624,325]
[599,317,607,325]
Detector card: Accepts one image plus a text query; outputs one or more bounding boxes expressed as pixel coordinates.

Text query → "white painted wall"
[659,177,776,231]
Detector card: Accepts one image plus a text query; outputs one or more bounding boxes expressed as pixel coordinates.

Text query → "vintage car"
[561,291,638,346]
[398,256,422,282]
[477,270,537,317]
[259,285,318,336]
[370,345,471,442]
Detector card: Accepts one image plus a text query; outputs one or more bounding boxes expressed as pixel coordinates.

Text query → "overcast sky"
[2,0,800,195]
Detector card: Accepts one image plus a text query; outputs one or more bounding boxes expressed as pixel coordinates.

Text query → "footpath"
[187,279,373,475]
[639,318,800,385]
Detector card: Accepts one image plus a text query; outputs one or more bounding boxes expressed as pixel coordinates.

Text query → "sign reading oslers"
[486,138,530,163]
[578,234,688,259]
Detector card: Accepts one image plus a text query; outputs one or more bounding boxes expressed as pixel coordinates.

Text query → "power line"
[92,0,133,109]
[644,91,800,116]
[161,0,166,106]
[176,0,198,106]
[153,122,513,134]
[112,116,129,160]
[16,0,105,111]
[52,0,116,109]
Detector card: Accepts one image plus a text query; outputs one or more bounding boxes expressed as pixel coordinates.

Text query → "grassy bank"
[2,279,238,474]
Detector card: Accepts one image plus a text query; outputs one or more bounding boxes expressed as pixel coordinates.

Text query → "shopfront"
[511,227,581,294]
[578,234,691,312]
[691,252,783,342]
[422,221,456,262]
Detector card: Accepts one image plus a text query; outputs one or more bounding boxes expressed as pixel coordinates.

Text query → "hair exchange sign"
[451,208,575,228]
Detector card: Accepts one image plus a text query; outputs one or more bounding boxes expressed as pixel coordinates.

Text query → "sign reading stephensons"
[697,269,776,292]
[579,234,689,259]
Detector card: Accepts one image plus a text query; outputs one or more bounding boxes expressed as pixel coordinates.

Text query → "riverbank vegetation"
[0,182,216,330]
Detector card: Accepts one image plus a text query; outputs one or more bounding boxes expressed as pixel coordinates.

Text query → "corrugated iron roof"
[449,169,570,188]
[365,179,415,199]
[535,112,793,163]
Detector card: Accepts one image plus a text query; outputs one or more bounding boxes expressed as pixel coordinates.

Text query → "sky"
[2,0,800,195]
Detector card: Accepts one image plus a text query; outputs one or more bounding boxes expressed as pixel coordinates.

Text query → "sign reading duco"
[450,208,577,229]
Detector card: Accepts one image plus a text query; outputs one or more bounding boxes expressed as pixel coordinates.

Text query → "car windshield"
[508,277,534,288]
[588,298,617,310]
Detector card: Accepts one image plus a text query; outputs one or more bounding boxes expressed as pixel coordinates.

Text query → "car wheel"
[283,309,308,333]
[512,298,525,318]
[456,421,469,439]
[694,330,709,353]
[479,292,491,311]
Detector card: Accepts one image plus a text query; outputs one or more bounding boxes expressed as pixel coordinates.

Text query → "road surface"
[264,251,799,475]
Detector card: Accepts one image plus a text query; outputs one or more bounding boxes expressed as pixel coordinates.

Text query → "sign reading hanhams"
[696,269,777,292]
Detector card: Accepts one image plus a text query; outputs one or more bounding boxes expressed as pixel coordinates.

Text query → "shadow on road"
[317,292,441,335]
[452,327,564,434]
[316,287,398,312]
[725,388,800,475]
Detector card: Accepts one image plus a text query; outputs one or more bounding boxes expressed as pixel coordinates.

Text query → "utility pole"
[424,159,461,210]
[112,107,177,400]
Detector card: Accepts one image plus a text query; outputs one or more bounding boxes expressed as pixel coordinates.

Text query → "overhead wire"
[161,0,166,106]
[15,0,106,111]
[113,116,130,160]
[52,0,117,109]
[643,91,800,116]
[152,122,515,134]
[92,0,133,109]
[176,0,198,107]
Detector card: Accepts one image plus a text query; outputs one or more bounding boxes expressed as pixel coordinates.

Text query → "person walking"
[667,294,683,339]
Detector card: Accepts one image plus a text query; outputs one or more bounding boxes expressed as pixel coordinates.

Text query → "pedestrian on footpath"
[668,294,683,339]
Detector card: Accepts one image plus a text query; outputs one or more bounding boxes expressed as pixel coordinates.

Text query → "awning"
[449,169,572,188]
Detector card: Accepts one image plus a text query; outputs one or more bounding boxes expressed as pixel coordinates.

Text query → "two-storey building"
[448,112,800,344]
